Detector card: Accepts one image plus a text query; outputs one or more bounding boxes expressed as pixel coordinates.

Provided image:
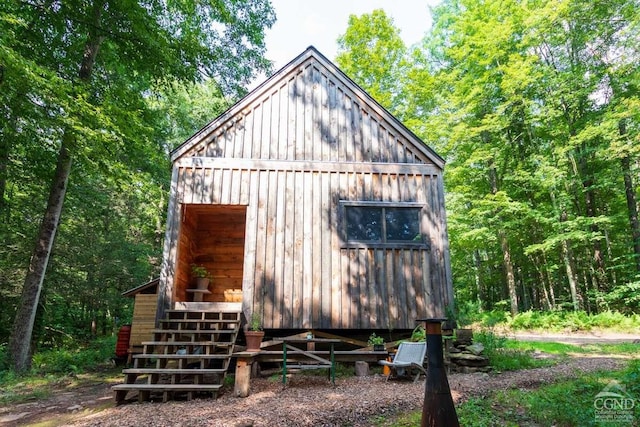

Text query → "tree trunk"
[533,255,552,310]
[561,226,582,311]
[622,155,640,272]
[8,138,72,371]
[562,240,582,311]
[473,249,484,309]
[0,114,10,217]
[488,160,518,316]
[550,189,582,311]
[543,254,557,310]
[499,230,518,316]
[576,152,606,305]
[8,0,105,371]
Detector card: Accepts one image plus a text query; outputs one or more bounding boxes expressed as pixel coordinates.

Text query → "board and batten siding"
[161,159,450,330]
[177,60,439,167]
[158,48,453,330]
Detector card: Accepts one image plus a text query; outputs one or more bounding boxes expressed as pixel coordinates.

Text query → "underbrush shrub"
[31,335,116,375]
[621,359,640,397]
[508,310,546,329]
[456,397,499,427]
[591,310,639,329]
[474,330,552,371]
[0,344,14,383]
[478,309,508,327]
[0,343,8,372]
[560,310,592,331]
[454,300,481,327]
[503,310,640,332]
[473,330,507,352]
[455,363,640,427]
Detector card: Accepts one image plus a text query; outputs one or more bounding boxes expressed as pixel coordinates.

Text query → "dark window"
[345,205,422,244]
[346,206,383,241]
[385,208,421,242]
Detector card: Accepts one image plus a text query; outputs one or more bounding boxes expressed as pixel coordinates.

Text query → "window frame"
[341,201,429,249]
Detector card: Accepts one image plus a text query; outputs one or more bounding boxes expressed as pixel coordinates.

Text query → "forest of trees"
[0,0,275,370]
[336,0,640,317]
[1,0,638,370]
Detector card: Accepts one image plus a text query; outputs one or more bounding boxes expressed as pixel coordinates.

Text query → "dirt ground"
[1,333,637,427]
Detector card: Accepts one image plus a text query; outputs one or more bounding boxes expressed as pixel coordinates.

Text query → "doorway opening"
[175,204,247,303]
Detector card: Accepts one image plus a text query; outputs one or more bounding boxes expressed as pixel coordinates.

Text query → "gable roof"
[121,278,159,297]
[170,46,444,169]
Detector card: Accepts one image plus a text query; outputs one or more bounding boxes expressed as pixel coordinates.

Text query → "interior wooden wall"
[175,205,246,303]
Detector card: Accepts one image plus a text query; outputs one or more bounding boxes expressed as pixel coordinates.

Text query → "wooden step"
[116,307,240,404]
[156,327,237,333]
[167,305,241,314]
[113,383,223,391]
[159,318,240,324]
[122,368,226,375]
[141,341,233,347]
[152,329,236,334]
[113,383,223,403]
[161,314,240,322]
[133,354,230,360]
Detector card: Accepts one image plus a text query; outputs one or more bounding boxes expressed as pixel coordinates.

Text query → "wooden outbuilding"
[121,278,158,357]
[157,46,453,333]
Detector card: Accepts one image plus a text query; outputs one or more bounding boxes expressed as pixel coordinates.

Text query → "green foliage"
[620,359,640,397]
[0,336,118,404]
[508,310,560,330]
[503,373,638,426]
[382,356,638,426]
[0,343,8,373]
[478,309,510,327]
[336,9,409,112]
[391,0,640,316]
[472,309,640,334]
[408,324,426,342]
[456,397,505,427]
[335,363,356,378]
[249,312,262,331]
[454,300,482,327]
[30,336,116,375]
[505,310,640,332]
[456,363,640,426]
[367,333,384,346]
[505,339,640,356]
[474,331,554,371]
[604,280,640,314]
[375,411,421,427]
[0,0,275,363]
[190,264,211,279]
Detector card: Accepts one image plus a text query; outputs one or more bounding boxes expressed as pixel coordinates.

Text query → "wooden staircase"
[113,308,241,403]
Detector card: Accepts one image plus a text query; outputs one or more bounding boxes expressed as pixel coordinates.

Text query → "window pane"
[346,207,382,241]
[385,208,421,241]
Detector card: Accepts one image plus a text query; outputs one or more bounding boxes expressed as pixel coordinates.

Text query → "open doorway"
[175,204,247,303]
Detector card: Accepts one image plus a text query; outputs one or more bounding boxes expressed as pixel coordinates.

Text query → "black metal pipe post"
[418,318,460,427]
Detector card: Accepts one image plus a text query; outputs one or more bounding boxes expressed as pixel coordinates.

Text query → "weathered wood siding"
[176,60,439,166]
[158,49,453,330]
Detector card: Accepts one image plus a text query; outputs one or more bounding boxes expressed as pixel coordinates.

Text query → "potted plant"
[244,312,264,352]
[191,264,211,290]
[368,333,385,352]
